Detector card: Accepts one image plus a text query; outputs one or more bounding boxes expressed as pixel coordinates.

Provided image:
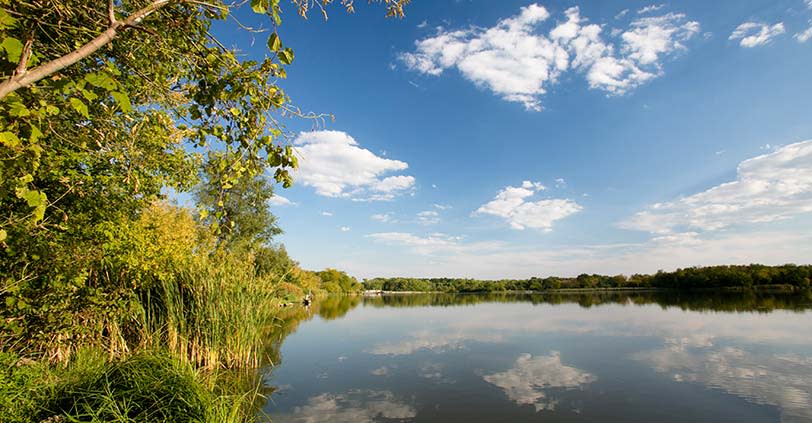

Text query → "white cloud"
[417,210,440,225]
[352,227,812,280]
[433,203,452,210]
[281,390,416,423]
[795,24,812,43]
[615,9,630,20]
[268,195,296,206]
[371,213,394,223]
[401,4,700,109]
[321,211,333,216]
[417,20,428,29]
[729,22,785,47]
[483,352,596,412]
[796,0,812,41]
[474,181,581,231]
[366,232,504,257]
[554,178,566,188]
[293,131,414,201]
[620,140,812,235]
[340,226,351,232]
[637,4,665,14]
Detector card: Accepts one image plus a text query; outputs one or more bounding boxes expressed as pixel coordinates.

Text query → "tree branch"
[13,36,34,77]
[108,0,117,25]
[0,0,173,100]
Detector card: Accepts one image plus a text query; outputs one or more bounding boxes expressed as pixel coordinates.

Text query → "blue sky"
[214,0,812,279]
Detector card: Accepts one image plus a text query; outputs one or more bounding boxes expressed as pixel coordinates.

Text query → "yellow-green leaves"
[84,72,117,91]
[277,48,294,65]
[111,91,131,112]
[250,0,267,14]
[0,8,16,30]
[14,175,48,224]
[0,36,22,62]
[0,130,19,147]
[69,97,88,117]
[267,32,282,52]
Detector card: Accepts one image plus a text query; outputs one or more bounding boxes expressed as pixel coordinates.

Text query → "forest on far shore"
[363,264,812,293]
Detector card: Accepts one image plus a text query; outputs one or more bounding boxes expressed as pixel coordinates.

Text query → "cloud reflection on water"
[483,352,596,412]
[635,340,812,422]
[280,390,416,423]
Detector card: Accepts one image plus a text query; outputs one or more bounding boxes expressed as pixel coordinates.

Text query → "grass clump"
[43,352,210,422]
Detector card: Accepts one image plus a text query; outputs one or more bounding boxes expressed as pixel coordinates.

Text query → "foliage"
[196,160,283,250]
[318,268,363,293]
[364,264,812,293]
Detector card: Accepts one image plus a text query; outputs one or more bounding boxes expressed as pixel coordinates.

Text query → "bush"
[40,352,211,423]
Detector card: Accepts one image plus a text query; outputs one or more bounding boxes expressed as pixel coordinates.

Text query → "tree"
[195,157,283,251]
[0,0,409,280]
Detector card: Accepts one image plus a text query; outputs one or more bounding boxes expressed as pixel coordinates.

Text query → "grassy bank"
[0,202,363,422]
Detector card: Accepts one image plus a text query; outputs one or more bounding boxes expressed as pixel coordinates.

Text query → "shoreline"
[363,284,802,296]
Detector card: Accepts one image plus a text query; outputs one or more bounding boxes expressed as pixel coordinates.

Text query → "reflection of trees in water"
[261,295,363,371]
[362,291,812,313]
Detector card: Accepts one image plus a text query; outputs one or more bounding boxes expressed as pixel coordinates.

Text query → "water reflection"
[635,341,812,422]
[277,390,416,423]
[265,292,812,422]
[483,352,596,412]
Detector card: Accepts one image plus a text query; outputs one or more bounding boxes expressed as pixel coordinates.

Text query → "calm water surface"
[263,293,812,422]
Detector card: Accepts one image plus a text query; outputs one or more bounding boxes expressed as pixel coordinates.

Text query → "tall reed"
[142,252,283,370]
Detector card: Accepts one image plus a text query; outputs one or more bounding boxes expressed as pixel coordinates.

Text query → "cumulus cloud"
[400,4,700,110]
[321,211,333,216]
[340,226,351,232]
[281,390,416,423]
[729,22,786,47]
[483,352,596,412]
[474,181,582,231]
[293,131,414,201]
[620,140,812,235]
[268,195,296,206]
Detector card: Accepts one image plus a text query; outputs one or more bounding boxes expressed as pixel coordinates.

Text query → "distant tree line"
[363,264,812,293]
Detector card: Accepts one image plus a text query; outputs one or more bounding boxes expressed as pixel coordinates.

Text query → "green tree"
[196,157,283,251]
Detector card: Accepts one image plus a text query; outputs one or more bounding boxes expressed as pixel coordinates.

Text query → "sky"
[213,0,812,279]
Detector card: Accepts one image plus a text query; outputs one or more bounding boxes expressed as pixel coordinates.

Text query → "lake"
[262,292,812,422]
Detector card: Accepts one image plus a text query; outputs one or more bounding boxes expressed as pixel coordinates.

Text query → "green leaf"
[0,9,17,30]
[267,32,282,52]
[84,72,116,91]
[1,37,23,63]
[29,125,42,143]
[250,0,267,14]
[277,48,294,65]
[7,100,29,117]
[81,88,98,101]
[0,229,6,243]
[271,0,282,25]
[70,98,89,117]
[15,188,47,223]
[111,91,132,112]
[0,131,19,147]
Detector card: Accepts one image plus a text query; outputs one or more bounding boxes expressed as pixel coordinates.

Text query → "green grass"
[2,349,268,423]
